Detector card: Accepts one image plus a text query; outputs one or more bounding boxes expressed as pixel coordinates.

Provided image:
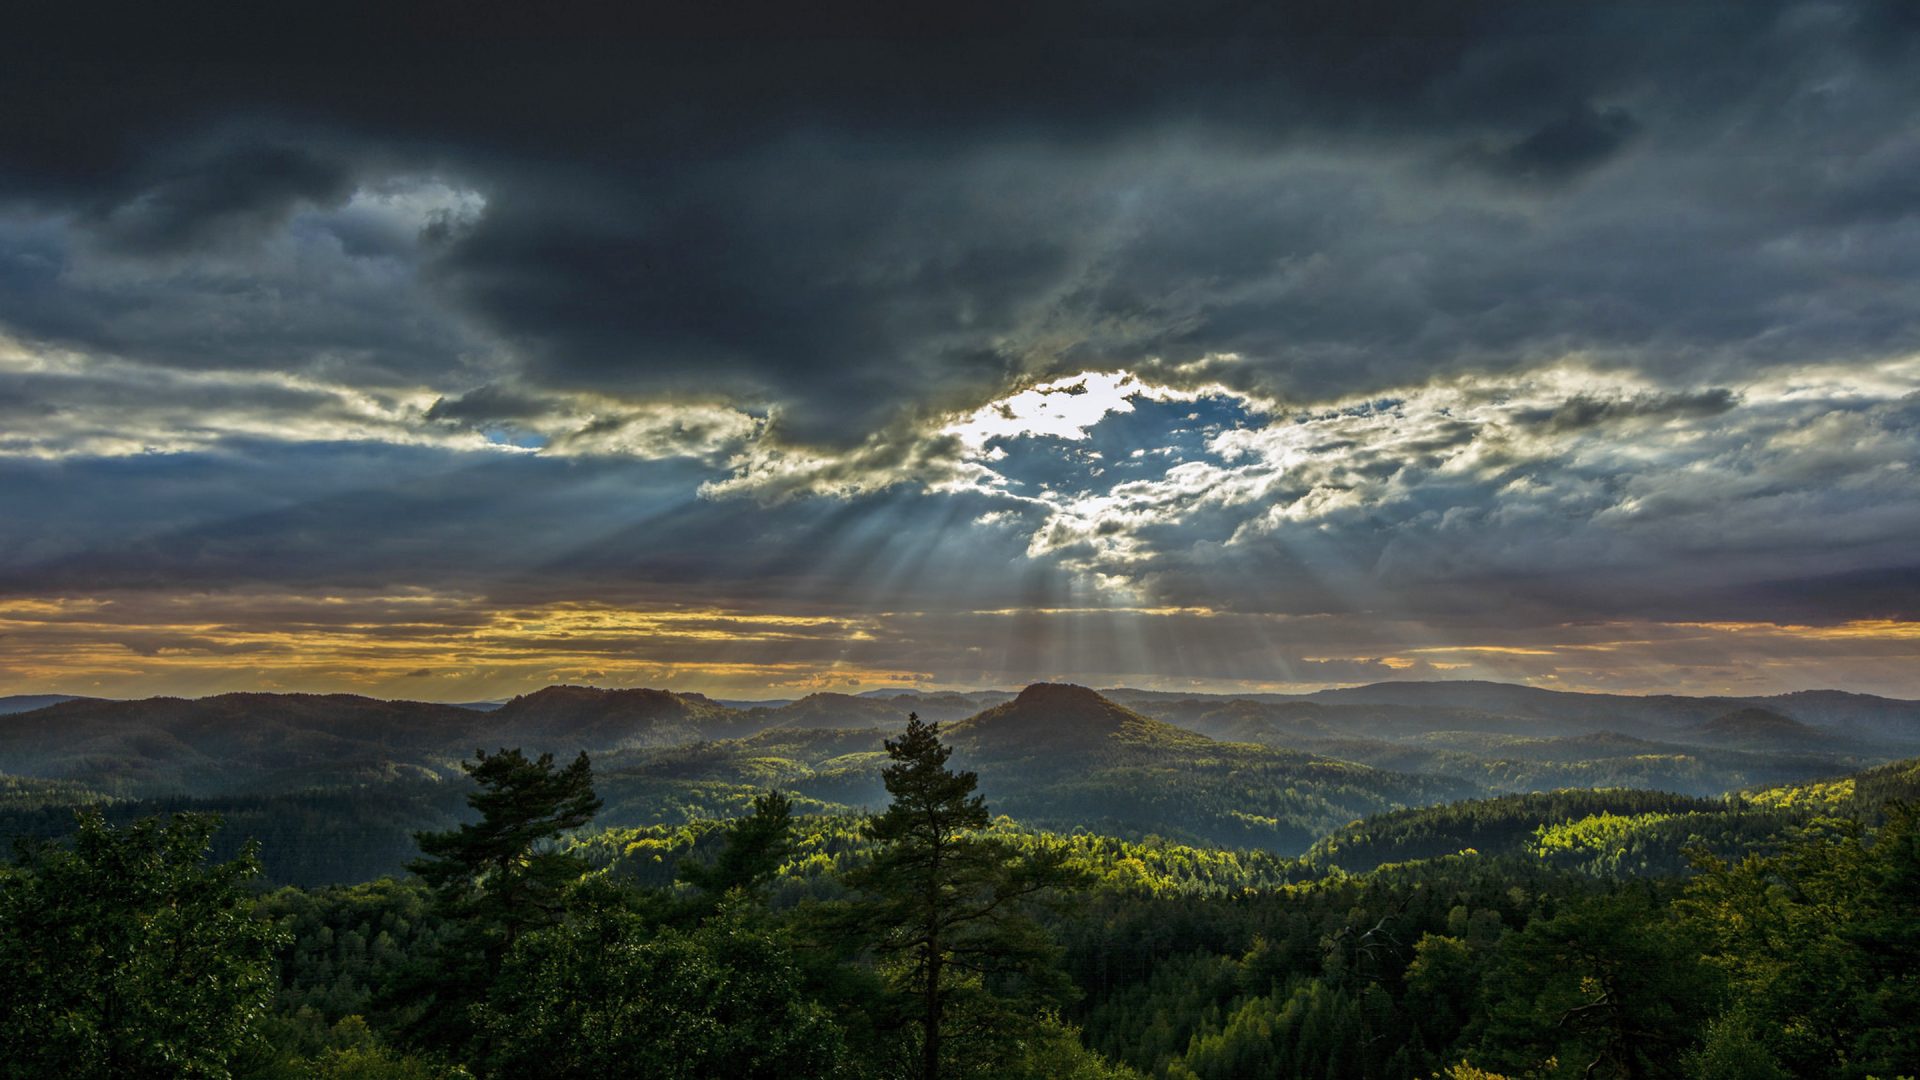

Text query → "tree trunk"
[923,944,942,1079]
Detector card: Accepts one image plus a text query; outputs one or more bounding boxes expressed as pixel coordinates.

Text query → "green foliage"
[1307,789,1726,873]
[0,779,471,887]
[675,788,796,903]
[840,715,1091,1079]
[0,811,281,1079]
[410,749,602,943]
[257,878,450,1028]
[1473,891,1720,1079]
[0,772,116,810]
[10,705,1920,1080]
[409,749,598,956]
[1002,1015,1142,1079]
[480,900,849,1079]
[1676,803,1920,1078]
[257,1016,472,1080]
[400,748,601,1054]
[586,812,1305,904]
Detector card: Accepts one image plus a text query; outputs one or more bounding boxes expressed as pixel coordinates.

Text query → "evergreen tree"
[1476,891,1718,1079]
[842,714,1090,1079]
[410,748,602,954]
[0,811,280,1079]
[395,748,600,1053]
[678,789,796,904]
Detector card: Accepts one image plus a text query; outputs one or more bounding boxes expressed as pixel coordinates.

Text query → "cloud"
[1,2,1915,434]
[85,140,356,255]
[4,588,1918,700]
[0,4,1917,694]
[1484,102,1639,182]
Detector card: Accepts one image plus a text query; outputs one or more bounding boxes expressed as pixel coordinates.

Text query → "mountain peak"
[1013,682,1106,706]
[948,682,1211,757]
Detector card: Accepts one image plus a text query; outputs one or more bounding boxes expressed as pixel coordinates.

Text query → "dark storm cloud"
[1483,103,1639,183]
[0,445,1046,616]
[8,0,1915,427]
[86,141,356,256]
[1517,388,1739,433]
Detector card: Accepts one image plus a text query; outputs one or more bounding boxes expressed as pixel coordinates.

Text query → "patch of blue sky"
[481,426,548,450]
[981,391,1258,498]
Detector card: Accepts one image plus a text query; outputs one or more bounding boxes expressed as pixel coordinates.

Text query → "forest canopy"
[2,719,1917,1079]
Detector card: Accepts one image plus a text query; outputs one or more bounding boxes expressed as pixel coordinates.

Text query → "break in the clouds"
[2,2,1919,697]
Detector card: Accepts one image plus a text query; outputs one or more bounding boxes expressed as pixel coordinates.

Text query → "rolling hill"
[1690,706,1828,749]
[4,678,1917,879]
[1304,754,1920,876]
[0,694,91,715]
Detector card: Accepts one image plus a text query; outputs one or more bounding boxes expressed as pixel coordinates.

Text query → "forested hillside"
[4,717,1916,1079]
[4,684,1920,1077]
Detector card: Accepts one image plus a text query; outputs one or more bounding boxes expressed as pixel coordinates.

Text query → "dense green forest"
[3,710,1918,1079]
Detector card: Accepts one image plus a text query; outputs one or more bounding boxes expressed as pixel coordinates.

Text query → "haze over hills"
[0,694,89,716]
[3,678,1915,797]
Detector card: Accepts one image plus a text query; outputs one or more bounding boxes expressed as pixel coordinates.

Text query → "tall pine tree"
[843,714,1088,1079]
[396,747,601,1053]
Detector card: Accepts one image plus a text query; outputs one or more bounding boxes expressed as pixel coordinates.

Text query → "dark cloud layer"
[3,2,1919,695]
[5,2,1916,422]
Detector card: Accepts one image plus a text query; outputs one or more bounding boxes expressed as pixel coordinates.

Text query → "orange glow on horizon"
[2,594,1918,701]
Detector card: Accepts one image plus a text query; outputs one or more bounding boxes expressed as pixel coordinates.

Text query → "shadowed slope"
[487,685,753,748]
[944,682,1216,760]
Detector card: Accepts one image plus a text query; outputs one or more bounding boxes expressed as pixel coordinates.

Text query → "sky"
[3,1,1920,701]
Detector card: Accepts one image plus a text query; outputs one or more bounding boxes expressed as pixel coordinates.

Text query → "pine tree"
[679,789,796,903]
[842,714,1089,1079]
[411,748,602,950]
[396,747,601,1053]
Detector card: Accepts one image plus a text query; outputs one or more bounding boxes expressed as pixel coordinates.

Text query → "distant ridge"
[1295,679,1920,743]
[488,685,753,748]
[0,694,93,715]
[1693,706,1826,748]
[0,692,483,793]
[2,678,1913,806]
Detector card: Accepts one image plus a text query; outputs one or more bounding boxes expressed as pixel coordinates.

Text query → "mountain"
[0,685,759,795]
[0,694,93,715]
[1287,679,1920,745]
[940,684,1473,850]
[3,678,1915,865]
[487,685,754,748]
[1298,680,1723,734]
[1754,689,1920,742]
[721,690,1007,732]
[585,684,1476,853]
[0,693,483,794]
[945,682,1214,759]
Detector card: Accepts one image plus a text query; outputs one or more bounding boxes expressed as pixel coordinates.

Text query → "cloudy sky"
[3,2,1919,700]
